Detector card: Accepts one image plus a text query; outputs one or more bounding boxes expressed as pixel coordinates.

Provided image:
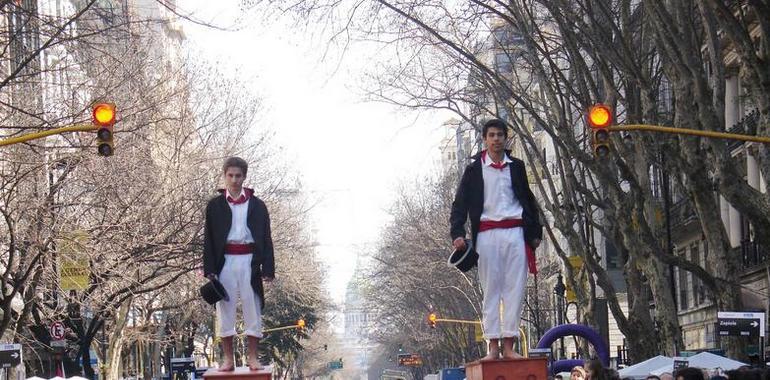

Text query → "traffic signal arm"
[610,124,770,144]
[0,125,97,147]
[262,324,303,333]
[434,318,482,325]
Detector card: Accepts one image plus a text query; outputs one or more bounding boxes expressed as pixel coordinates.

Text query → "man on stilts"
[203,157,275,371]
[450,119,542,360]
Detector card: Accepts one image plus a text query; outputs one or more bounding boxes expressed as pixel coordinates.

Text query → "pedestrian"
[571,366,587,380]
[203,157,275,371]
[675,368,705,380]
[450,118,543,359]
[584,359,607,380]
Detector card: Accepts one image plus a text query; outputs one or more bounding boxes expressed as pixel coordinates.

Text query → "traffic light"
[323,344,328,351]
[428,313,437,329]
[297,318,306,330]
[587,104,612,158]
[92,103,116,156]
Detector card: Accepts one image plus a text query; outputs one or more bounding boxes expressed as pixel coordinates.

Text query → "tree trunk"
[108,299,132,380]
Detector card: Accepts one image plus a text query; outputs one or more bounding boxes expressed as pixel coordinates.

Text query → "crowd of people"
[553,359,770,380]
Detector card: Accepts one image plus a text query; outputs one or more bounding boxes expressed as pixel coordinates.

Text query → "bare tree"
[242,0,770,360]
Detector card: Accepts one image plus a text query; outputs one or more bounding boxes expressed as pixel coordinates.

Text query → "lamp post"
[554,273,566,359]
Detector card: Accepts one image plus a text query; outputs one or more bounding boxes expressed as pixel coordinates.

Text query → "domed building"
[343,257,377,379]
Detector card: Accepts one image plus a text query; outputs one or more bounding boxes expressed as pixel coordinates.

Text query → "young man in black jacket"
[450,119,542,360]
[203,157,275,371]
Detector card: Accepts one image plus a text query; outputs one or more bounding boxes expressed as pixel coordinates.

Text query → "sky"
[177,2,454,311]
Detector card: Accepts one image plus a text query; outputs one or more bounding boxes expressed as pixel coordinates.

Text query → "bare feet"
[248,357,263,371]
[220,336,235,371]
[247,336,262,371]
[502,351,524,359]
[501,337,522,359]
[482,339,500,360]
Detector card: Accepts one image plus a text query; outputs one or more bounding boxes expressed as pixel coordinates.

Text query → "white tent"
[689,352,747,370]
[25,377,46,380]
[647,352,748,376]
[67,377,90,380]
[618,356,674,379]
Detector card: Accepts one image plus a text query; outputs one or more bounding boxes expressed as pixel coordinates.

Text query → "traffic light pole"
[609,124,770,144]
[432,318,529,356]
[0,125,97,147]
[434,318,481,325]
[262,323,303,333]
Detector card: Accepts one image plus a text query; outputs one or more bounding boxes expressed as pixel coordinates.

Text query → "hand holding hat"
[200,275,230,305]
[448,238,478,272]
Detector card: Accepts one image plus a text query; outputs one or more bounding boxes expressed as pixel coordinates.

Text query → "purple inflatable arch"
[535,324,610,374]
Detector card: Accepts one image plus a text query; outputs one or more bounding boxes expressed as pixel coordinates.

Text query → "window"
[691,243,704,306]
[498,106,510,121]
[495,52,513,73]
[493,28,523,47]
[677,248,689,310]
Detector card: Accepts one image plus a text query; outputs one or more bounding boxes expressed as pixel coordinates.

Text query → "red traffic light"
[587,104,612,129]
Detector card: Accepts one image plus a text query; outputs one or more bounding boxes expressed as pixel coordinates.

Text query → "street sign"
[382,369,409,380]
[717,311,765,337]
[673,358,689,371]
[50,321,66,340]
[328,360,343,369]
[50,340,66,348]
[529,348,552,360]
[0,344,22,368]
[397,353,423,366]
[170,357,195,376]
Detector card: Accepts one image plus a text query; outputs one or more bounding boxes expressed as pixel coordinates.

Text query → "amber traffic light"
[297,318,306,330]
[588,104,612,128]
[588,104,612,158]
[428,313,437,329]
[92,103,116,156]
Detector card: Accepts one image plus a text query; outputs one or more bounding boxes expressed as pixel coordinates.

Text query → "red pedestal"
[465,357,548,380]
[202,367,272,380]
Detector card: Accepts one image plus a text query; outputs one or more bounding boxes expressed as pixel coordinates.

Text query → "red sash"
[225,243,255,255]
[479,219,538,274]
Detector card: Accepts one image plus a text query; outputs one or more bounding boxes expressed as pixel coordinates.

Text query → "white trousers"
[477,227,528,339]
[216,254,263,338]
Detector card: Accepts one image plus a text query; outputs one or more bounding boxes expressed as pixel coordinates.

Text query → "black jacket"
[203,190,275,307]
[450,151,543,246]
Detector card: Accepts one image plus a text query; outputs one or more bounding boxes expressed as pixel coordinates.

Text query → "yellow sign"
[568,256,583,269]
[565,256,584,302]
[475,324,484,342]
[58,231,90,291]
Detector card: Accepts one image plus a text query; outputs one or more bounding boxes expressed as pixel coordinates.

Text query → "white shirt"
[226,189,255,243]
[480,152,523,221]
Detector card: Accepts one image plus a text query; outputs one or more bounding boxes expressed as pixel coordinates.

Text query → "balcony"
[740,239,769,269]
[727,109,759,151]
[670,198,697,229]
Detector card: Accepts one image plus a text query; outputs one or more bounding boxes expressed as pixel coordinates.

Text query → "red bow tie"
[483,151,507,171]
[227,194,248,205]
